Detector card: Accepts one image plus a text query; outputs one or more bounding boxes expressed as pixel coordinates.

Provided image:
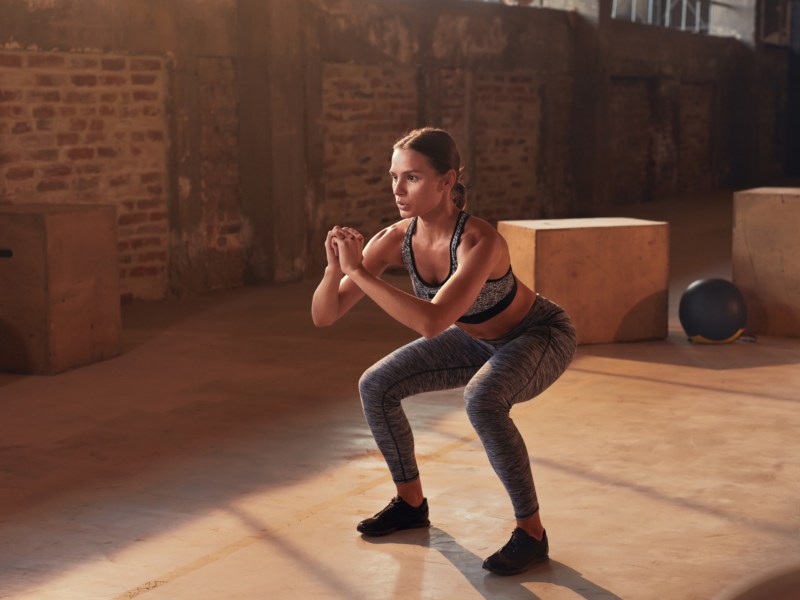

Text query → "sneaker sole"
[357,521,431,537]
[482,554,549,576]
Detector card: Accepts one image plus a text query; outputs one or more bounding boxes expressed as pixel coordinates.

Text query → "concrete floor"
[1,191,799,600]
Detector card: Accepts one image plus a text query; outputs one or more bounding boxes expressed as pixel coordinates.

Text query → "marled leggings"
[359,295,577,519]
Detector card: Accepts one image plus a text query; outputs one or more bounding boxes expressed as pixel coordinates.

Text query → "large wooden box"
[0,204,121,374]
[732,188,800,337]
[498,217,669,344]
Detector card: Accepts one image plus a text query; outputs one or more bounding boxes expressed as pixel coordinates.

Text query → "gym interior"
[1,1,798,598]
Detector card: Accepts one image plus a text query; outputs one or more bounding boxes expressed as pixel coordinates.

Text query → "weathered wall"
[0,0,245,299]
[0,49,169,300]
[0,0,790,297]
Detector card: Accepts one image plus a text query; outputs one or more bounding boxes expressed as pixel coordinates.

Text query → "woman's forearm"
[347,266,448,338]
[311,267,345,327]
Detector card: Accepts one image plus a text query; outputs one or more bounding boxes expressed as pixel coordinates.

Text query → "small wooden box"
[0,204,121,374]
[498,217,669,344]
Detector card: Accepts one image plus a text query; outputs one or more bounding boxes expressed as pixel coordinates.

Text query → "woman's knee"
[464,382,508,432]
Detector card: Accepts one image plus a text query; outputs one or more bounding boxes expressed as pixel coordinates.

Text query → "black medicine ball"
[678,278,748,344]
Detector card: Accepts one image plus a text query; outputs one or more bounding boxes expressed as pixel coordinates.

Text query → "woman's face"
[389,148,451,218]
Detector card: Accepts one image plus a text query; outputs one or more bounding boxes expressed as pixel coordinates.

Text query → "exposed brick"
[130,58,161,71]
[136,251,167,263]
[66,147,95,160]
[98,147,118,158]
[2,48,168,301]
[57,133,80,145]
[65,91,96,104]
[6,167,35,180]
[101,75,127,86]
[0,151,20,164]
[132,74,157,85]
[27,90,61,102]
[35,74,66,87]
[33,106,56,119]
[136,199,163,210]
[101,58,126,71]
[0,54,23,68]
[130,236,163,249]
[77,163,103,174]
[37,179,69,192]
[28,54,65,68]
[71,74,98,87]
[128,266,161,277]
[0,105,25,118]
[119,213,148,226]
[28,149,59,161]
[0,90,22,103]
[69,57,100,69]
[85,132,106,143]
[73,177,99,191]
[140,172,162,183]
[133,90,159,102]
[43,164,72,177]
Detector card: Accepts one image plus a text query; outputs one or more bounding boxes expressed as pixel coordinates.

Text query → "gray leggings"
[359,295,577,519]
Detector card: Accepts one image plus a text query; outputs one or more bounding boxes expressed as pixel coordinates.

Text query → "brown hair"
[394,127,466,210]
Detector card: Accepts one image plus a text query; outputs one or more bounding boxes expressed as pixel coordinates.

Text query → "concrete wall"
[0,0,789,296]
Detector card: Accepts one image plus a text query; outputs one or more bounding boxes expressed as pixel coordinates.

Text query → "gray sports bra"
[401,211,517,324]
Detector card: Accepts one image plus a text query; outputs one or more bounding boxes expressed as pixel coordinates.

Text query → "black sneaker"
[356,496,430,537]
[482,528,549,576]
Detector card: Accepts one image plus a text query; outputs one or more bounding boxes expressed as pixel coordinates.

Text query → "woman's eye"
[407,175,417,182]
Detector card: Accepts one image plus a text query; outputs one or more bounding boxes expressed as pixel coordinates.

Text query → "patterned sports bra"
[401,211,518,324]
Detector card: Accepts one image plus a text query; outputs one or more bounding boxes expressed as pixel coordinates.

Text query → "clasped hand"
[326,226,365,275]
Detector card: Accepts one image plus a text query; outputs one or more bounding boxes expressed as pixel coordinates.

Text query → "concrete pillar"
[238,0,307,284]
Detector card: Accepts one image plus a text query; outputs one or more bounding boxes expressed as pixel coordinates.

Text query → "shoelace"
[502,530,525,555]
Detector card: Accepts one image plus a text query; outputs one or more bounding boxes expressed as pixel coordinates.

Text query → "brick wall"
[0,50,169,301]
[678,82,713,192]
[319,63,417,242]
[608,77,653,204]
[192,56,244,291]
[472,71,541,222]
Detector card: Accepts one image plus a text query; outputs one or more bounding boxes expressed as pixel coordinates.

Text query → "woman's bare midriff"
[457,281,537,341]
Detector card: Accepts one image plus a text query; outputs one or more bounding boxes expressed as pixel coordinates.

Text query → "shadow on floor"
[577,330,800,370]
[362,527,623,600]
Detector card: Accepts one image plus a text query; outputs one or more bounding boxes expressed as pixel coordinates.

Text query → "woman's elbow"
[311,310,335,328]
[419,316,451,339]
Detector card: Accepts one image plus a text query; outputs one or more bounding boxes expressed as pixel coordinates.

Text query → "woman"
[311,127,576,576]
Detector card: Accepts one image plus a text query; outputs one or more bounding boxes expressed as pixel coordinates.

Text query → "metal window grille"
[611,0,710,32]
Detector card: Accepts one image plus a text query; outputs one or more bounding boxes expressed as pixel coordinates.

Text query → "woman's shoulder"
[462,214,505,245]
[372,218,413,243]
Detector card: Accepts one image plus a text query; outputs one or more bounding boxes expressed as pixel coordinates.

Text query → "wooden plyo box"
[733,188,800,337]
[498,217,669,345]
[0,204,121,374]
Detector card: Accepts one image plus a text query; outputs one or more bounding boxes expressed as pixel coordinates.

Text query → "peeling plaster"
[178,176,191,200]
[367,17,417,64]
[432,15,508,60]
[24,0,58,10]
